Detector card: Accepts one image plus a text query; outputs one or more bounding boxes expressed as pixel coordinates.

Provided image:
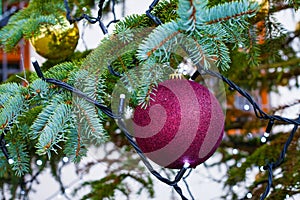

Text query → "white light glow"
[261,137,267,143]
[246,192,253,199]
[36,159,43,166]
[8,159,14,164]
[243,104,250,111]
[63,157,69,163]
[264,132,270,137]
[232,148,239,155]
[183,161,190,168]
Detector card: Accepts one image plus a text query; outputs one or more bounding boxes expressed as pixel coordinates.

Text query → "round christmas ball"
[133,79,225,169]
[30,16,79,60]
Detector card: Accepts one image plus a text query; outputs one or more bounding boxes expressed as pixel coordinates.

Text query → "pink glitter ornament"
[133,79,225,169]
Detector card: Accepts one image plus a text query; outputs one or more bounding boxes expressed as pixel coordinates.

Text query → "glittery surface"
[133,79,225,169]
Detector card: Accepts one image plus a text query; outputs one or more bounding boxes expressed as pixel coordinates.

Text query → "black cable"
[191,67,300,199]
[260,163,273,200]
[64,0,119,35]
[97,0,106,20]
[107,0,120,28]
[0,132,9,160]
[274,122,298,168]
[183,169,195,200]
[146,0,162,25]
[260,122,299,199]
[31,59,119,119]
[44,78,117,118]
[108,65,122,77]
[199,67,300,126]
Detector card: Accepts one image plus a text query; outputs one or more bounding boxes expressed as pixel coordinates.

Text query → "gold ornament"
[30,16,79,60]
[295,21,300,32]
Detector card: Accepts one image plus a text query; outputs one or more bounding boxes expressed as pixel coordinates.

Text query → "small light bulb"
[63,157,69,163]
[30,57,37,63]
[232,185,239,192]
[246,192,253,199]
[261,137,267,143]
[183,161,190,168]
[8,159,14,164]
[247,132,253,138]
[65,188,71,195]
[232,148,239,155]
[115,128,122,134]
[36,159,43,166]
[263,132,270,137]
[243,104,250,111]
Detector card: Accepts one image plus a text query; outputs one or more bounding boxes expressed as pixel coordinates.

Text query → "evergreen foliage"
[0,0,299,199]
[0,0,95,52]
[75,172,154,199]
[138,0,259,70]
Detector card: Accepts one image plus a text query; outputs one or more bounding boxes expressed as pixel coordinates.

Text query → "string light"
[64,0,119,34]
[232,185,239,192]
[146,0,162,25]
[183,161,191,169]
[232,148,239,155]
[36,159,43,166]
[8,158,14,165]
[243,104,250,111]
[263,132,270,137]
[115,128,122,134]
[264,119,274,137]
[62,157,69,163]
[260,136,267,143]
[246,192,253,199]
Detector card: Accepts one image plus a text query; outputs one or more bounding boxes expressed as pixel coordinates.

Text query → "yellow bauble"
[296,21,300,32]
[30,16,79,60]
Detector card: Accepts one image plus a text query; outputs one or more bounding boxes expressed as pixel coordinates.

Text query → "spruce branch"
[69,69,108,143]
[30,95,72,158]
[73,97,107,144]
[64,124,87,163]
[177,0,199,33]
[6,143,30,177]
[137,21,180,61]
[0,153,9,177]
[29,79,49,99]
[203,0,258,25]
[138,0,259,72]
[0,91,26,133]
